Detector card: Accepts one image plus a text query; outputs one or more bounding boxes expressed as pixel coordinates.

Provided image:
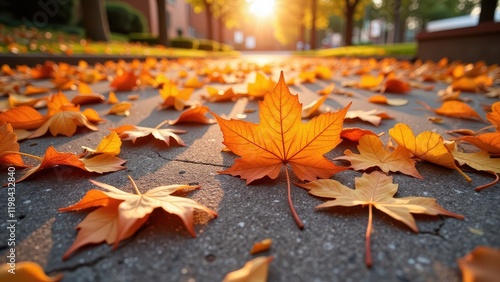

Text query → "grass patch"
[295,43,417,58]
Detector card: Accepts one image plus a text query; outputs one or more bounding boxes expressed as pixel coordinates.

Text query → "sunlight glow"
[249,0,275,18]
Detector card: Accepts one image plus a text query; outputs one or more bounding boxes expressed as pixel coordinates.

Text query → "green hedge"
[170,37,199,49]
[198,39,220,51]
[128,33,159,45]
[106,2,148,35]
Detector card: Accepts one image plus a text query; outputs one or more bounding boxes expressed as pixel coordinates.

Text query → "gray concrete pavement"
[1,54,499,282]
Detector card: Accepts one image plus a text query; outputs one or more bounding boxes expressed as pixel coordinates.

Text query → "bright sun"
[249,0,275,18]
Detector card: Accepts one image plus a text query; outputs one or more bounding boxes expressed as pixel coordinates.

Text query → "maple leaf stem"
[2,151,43,161]
[455,167,472,182]
[365,204,373,268]
[285,166,304,230]
[155,119,170,129]
[475,171,499,192]
[127,175,142,195]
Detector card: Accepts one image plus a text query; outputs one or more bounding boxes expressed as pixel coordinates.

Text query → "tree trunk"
[218,16,224,43]
[204,1,213,40]
[156,0,168,46]
[392,0,402,43]
[81,0,110,42]
[344,1,354,46]
[310,0,317,49]
[479,0,497,23]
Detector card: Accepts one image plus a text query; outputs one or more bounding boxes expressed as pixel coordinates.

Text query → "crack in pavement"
[419,216,446,240]
[48,254,108,275]
[154,151,229,168]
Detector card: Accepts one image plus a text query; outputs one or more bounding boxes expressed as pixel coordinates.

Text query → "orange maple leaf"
[486,101,500,130]
[168,105,215,125]
[0,123,26,167]
[336,134,423,178]
[299,171,463,267]
[158,80,194,111]
[0,106,47,130]
[418,100,484,121]
[0,261,62,282]
[456,132,500,155]
[389,123,471,181]
[247,72,275,98]
[60,176,216,259]
[110,70,138,91]
[213,72,349,228]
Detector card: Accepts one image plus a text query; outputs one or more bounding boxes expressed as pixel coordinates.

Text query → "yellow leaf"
[0,261,62,282]
[222,256,273,282]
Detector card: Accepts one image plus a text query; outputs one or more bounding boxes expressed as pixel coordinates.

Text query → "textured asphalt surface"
[1,53,499,282]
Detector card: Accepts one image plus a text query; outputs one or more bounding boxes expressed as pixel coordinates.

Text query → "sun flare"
[248,0,275,18]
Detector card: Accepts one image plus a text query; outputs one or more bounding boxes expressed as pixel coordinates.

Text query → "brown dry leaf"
[336,134,423,178]
[250,238,272,255]
[110,70,138,91]
[345,109,393,126]
[382,78,410,94]
[0,261,62,281]
[108,101,132,116]
[389,123,471,181]
[222,256,273,282]
[458,246,500,282]
[71,82,105,105]
[60,176,217,259]
[298,171,463,267]
[168,105,215,125]
[247,72,275,98]
[114,121,187,146]
[0,106,47,130]
[0,123,26,167]
[418,100,484,121]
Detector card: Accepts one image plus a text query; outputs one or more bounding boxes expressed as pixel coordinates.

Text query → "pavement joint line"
[153,151,229,168]
[47,253,109,275]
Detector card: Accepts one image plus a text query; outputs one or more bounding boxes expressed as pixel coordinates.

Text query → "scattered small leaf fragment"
[222,256,273,282]
[108,101,132,116]
[250,238,272,255]
[0,261,62,282]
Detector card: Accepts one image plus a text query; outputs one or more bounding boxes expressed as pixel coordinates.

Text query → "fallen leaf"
[222,256,273,282]
[336,134,423,178]
[213,72,349,228]
[250,238,272,255]
[247,72,275,98]
[0,123,26,167]
[317,83,335,95]
[108,101,132,116]
[29,111,98,138]
[389,123,471,181]
[486,101,500,130]
[158,80,194,111]
[0,261,62,281]
[16,146,87,183]
[168,105,215,125]
[299,71,316,83]
[23,85,51,96]
[82,131,121,155]
[8,94,48,109]
[60,176,217,259]
[446,141,500,191]
[114,121,186,146]
[202,86,237,102]
[80,153,126,174]
[301,95,328,118]
[0,106,47,130]
[183,76,204,88]
[107,91,119,104]
[314,65,333,80]
[340,127,379,142]
[368,95,408,106]
[110,70,138,91]
[345,109,393,127]
[299,171,463,267]
[358,74,384,89]
[418,100,484,121]
[382,78,410,94]
[82,108,104,123]
[455,132,500,155]
[458,246,500,282]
